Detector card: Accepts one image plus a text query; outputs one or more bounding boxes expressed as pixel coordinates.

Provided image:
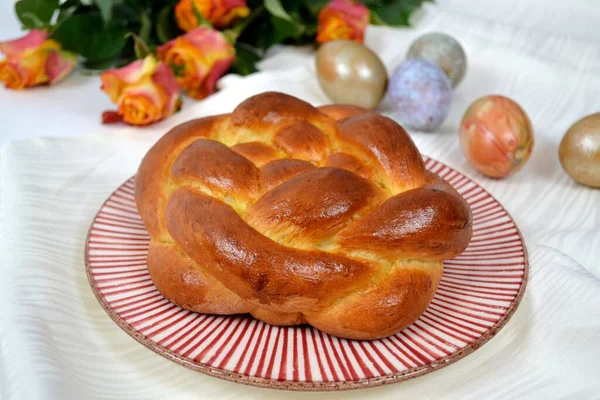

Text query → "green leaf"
[139,11,151,42]
[51,13,126,63]
[264,0,304,42]
[232,0,429,54]
[369,0,431,26]
[359,0,386,6]
[94,0,113,22]
[230,43,260,76]
[156,6,178,44]
[169,63,185,77]
[14,0,59,29]
[192,1,212,27]
[302,0,328,16]
[264,0,294,22]
[56,0,78,23]
[369,10,387,26]
[125,32,150,59]
[225,5,264,42]
[58,0,80,9]
[20,12,46,28]
[270,15,303,43]
[82,57,119,71]
[110,2,138,26]
[56,6,76,23]
[304,20,317,36]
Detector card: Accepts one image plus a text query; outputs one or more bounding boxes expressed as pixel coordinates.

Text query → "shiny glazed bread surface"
[135,92,473,340]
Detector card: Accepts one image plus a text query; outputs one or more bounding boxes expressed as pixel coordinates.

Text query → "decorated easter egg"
[388,59,452,132]
[407,32,467,88]
[460,95,534,178]
[559,113,600,188]
[316,40,388,109]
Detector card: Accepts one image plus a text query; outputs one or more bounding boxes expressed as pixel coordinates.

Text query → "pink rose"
[157,27,234,100]
[0,29,77,90]
[101,55,182,126]
[316,0,369,44]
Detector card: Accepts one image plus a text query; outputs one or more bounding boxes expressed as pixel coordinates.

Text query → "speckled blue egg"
[388,59,452,132]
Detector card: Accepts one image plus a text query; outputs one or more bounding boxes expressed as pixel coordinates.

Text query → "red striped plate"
[85,157,528,390]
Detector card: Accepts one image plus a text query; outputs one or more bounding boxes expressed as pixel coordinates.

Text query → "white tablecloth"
[1,1,599,399]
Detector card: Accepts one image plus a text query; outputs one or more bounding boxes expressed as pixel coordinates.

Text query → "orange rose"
[0,29,76,90]
[100,55,181,126]
[175,0,250,31]
[316,0,369,44]
[157,27,234,100]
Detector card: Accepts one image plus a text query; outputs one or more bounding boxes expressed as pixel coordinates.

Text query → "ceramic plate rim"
[84,157,529,391]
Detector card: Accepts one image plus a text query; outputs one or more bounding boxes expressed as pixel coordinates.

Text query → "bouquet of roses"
[1,0,428,125]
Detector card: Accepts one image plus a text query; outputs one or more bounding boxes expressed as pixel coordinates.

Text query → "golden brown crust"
[317,104,369,120]
[147,242,249,314]
[305,262,442,340]
[135,116,226,239]
[165,188,375,311]
[135,92,473,340]
[334,184,472,260]
[231,141,281,167]
[231,92,320,128]
[273,121,328,164]
[172,139,262,200]
[259,159,316,192]
[247,167,385,246]
[325,151,374,180]
[335,113,428,192]
[250,308,305,326]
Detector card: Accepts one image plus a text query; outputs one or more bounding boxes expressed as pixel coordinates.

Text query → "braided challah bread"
[135,92,472,340]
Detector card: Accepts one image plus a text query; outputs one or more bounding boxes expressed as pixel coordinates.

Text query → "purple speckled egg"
[388,59,452,132]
